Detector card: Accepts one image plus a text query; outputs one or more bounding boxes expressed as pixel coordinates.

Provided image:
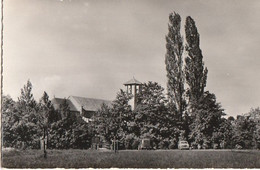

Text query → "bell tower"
[124,77,142,110]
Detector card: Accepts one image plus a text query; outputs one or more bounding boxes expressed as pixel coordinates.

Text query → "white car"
[178,141,189,150]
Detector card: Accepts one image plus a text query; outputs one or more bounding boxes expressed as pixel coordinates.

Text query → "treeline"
[93,83,260,149]
[2,81,92,149]
[2,80,260,150]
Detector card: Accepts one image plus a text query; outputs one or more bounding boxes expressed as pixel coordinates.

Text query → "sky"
[3,0,260,117]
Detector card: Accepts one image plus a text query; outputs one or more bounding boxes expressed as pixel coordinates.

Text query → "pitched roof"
[51,98,78,112]
[124,77,142,85]
[69,96,112,112]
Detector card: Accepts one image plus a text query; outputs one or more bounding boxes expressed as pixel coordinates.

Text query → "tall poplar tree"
[184,16,208,111]
[165,12,186,121]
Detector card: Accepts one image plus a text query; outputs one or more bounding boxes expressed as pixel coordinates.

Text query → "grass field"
[2,149,260,168]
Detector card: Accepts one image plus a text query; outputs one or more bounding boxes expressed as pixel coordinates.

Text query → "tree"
[184,16,208,111]
[2,81,40,149]
[2,95,19,148]
[92,90,135,149]
[15,80,39,149]
[249,108,260,149]
[184,16,212,147]
[189,91,225,148]
[212,118,234,149]
[94,103,113,143]
[109,89,133,148]
[48,99,91,149]
[135,82,178,149]
[165,12,186,122]
[39,91,57,124]
[232,115,256,149]
[18,80,37,111]
[232,108,260,149]
[135,82,167,136]
[38,91,55,157]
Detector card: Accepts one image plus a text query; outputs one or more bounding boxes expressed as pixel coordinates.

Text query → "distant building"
[51,96,112,122]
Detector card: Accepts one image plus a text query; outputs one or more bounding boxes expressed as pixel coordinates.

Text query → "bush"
[202,138,211,149]
[132,139,140,150]
[124,134,138,149]
[169,139,177,149]
[190,142,198,149]
[158,140,169,149]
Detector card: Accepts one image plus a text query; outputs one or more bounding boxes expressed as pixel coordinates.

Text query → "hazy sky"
[3,0,260,117]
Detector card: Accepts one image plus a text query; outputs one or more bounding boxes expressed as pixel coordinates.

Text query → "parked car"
[178,141,190,150]
[138,138,152,150]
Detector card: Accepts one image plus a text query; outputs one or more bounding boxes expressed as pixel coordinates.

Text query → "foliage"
[184,16,208,109]
[2,95,22,148]
[37,91,55,151]
[3,80,40,149]
[91,89,133,149]
[48,99,92,149]
[18,80,37,110]
[135,82,178,149]
[232,108,260,149]
[93,103,113,143]
[110,89,133,143]
[165,12,186,122]
[212,118,234,149]
[2,81,92,150]
[189,91,226,147]
[182,16,229,148]
[124,133,138,149]
[39,91,59,125]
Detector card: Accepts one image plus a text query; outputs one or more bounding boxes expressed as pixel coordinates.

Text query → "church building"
[51,77,142,122]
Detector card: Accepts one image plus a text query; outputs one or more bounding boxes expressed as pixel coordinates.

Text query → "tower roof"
[124,77,142,85]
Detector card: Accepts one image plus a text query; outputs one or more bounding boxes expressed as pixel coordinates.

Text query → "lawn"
[2,149,260,168]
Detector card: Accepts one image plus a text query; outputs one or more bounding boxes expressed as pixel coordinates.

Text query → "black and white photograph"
[1,0,260,168]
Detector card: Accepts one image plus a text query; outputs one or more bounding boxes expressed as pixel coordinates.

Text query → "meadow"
[2,149,260,168]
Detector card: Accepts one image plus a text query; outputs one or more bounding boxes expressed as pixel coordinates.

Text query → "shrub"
[132,139,140,150]
[169,139,177,149]
[158,140,169,149]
